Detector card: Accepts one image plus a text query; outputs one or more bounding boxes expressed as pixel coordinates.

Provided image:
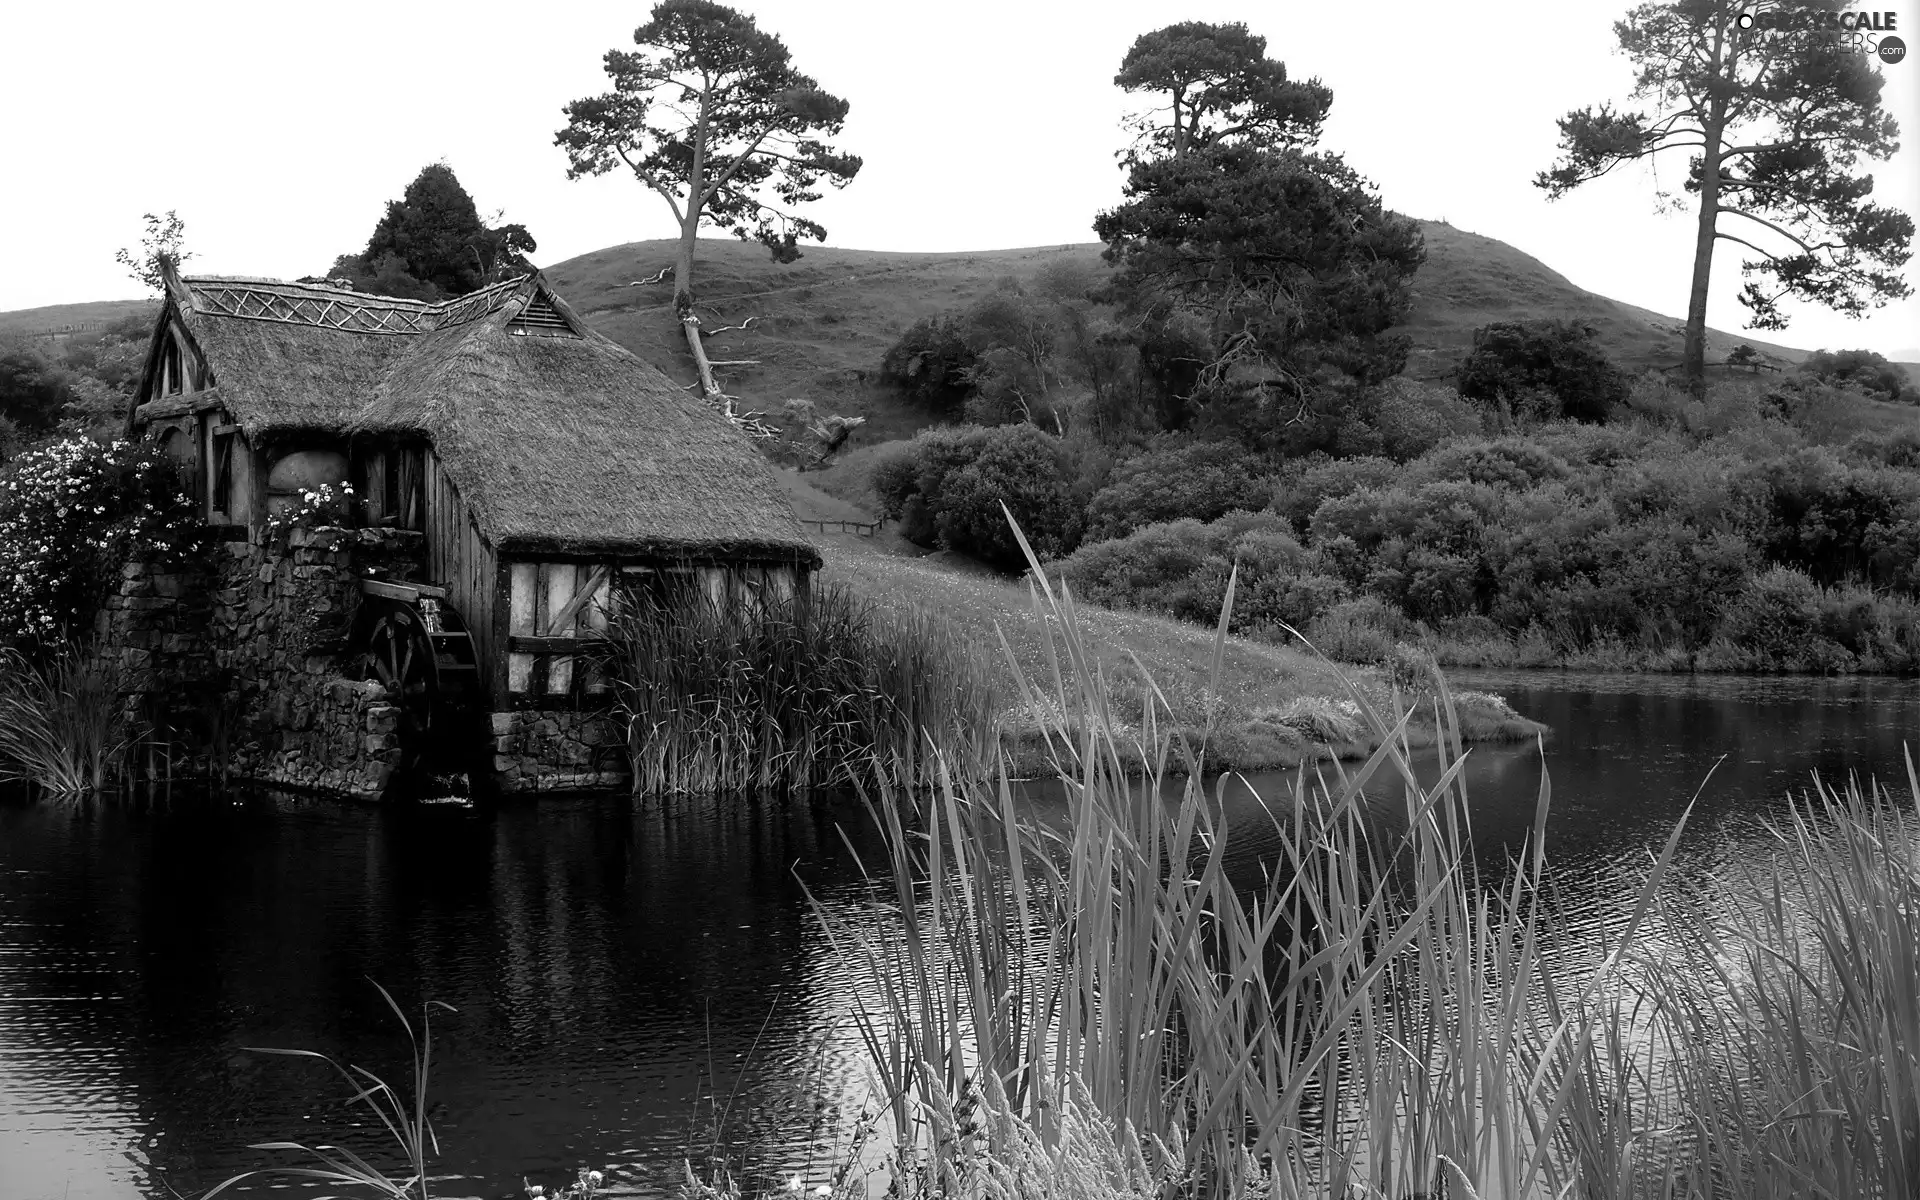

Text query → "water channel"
[2,671,1915,1199]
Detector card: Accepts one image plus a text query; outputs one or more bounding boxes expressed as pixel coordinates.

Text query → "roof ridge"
[181,273,537,335]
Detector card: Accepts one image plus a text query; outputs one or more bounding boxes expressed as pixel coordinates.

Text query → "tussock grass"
[809,514,1920,1199]
[0,645,126,793]
[603,582,996,796]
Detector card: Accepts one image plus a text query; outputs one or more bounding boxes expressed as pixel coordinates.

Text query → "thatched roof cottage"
[126,263,817,786]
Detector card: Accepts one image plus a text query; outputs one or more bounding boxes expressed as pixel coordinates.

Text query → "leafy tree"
[933,429,1082,570]
[879,315,978,414]
[0,348,71,436]
[872,425,1082,569]
[1115,21,1331,161]
[556,0,861,404]
[1456,320,1632,423]
[115,211,192,294]
[1096,144,1425,442]
[328,164,535,299]
[1538,0,1913,396]
[1799,347,1912,402]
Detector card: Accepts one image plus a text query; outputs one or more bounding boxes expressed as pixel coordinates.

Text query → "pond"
[2,672,1916,1199]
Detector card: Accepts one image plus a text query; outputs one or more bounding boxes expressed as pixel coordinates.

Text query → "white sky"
[3,0,1917,356]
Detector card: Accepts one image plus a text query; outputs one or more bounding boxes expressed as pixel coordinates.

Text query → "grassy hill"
[540,222,1841,447]
[0,298,155,338]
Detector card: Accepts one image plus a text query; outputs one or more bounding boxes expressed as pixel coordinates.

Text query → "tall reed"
[603,582,996,797]
[0,644,127,793]
[809,512,1920,1199]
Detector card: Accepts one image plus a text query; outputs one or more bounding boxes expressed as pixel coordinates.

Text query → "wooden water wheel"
[355,582,481,771]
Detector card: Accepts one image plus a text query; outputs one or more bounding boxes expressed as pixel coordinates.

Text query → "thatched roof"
[135,272,816,564]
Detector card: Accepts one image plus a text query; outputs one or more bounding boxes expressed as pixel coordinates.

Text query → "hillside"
[538,222,1845,448]
[0,298,154,338]
[4,223,1893,422]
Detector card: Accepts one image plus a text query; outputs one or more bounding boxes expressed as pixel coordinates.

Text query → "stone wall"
[204,527,409,797]
[489,709,629,793]
[92,526,416,799]
[95,559,218,775]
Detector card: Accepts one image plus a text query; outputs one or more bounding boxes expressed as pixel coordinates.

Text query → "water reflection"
[1,672,1915,1198]
[0,790,890,1199]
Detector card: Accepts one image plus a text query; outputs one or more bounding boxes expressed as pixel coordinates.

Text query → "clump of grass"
[809,509,1920,1199]
[203,981,455,1200]
[0,644,127,793]
[1253,694,1366,744]
[603,582,996,796]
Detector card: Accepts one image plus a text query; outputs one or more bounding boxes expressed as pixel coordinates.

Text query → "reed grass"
[0,644,127,793]
[603,581,996,796]
[806,510,1920,1200]
[202,982,456,1200]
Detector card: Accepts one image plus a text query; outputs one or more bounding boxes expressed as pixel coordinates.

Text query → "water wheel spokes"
[363,603,438,751]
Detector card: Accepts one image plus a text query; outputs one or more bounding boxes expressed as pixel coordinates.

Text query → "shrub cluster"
[0,437,205,649]
[873,424,1083,569]
[1456,319,1632,423]
[1054,419,1920,672]
[1799,348,1913,404]
[1052,510,1349,637]
[1081,440,1275,542]
[878,314,979,414]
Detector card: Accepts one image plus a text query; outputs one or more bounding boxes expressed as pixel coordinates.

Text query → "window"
[211,430,235,520]
[161,335,183,395]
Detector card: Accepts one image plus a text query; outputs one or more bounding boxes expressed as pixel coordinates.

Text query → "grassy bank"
[814,533,1541,775]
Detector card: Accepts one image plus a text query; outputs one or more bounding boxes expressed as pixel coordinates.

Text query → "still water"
[2,672,1916,1200]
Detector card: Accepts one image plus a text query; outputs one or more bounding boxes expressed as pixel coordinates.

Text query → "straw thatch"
[136,274,817,564]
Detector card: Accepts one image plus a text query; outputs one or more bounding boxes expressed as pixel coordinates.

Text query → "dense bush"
[1050,401,1920,671]
[1799,348,1913,404]
[1082,440,1274,542]
[1456,319,1632,423]
[879,315,980,414]
[1270,455,1398,533]
[873,424,1082,569]
[0,438,205,649]
[1051,510,1348,635]
[1365,377,1484,460]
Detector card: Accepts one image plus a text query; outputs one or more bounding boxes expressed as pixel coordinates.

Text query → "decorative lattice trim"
[187,276,532,336]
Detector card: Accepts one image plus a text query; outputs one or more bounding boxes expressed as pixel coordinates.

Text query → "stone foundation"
[489,709,630,793]
[93,527,416,799]
[205,527,411,798]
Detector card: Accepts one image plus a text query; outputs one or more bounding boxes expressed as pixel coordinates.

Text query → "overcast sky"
[4,0,1917,357]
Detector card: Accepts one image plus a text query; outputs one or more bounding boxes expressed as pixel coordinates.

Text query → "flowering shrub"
[0,437,204,649]
[266,482,356,535]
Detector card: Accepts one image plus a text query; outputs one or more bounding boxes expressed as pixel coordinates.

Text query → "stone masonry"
[92,526,415,799]
[489,709,628,793]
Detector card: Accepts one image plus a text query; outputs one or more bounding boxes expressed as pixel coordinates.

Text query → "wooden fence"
[798,516,887,537]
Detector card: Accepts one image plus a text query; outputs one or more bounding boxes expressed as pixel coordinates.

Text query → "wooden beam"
[132,387,226,423]
[544,564,610,637]
[508,635,611,654]
[360,578,448,603]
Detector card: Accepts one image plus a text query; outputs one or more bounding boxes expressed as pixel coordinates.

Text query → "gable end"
[508,291,579,338]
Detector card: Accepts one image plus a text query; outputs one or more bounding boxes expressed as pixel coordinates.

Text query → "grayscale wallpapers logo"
[1735,8,1905,62]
